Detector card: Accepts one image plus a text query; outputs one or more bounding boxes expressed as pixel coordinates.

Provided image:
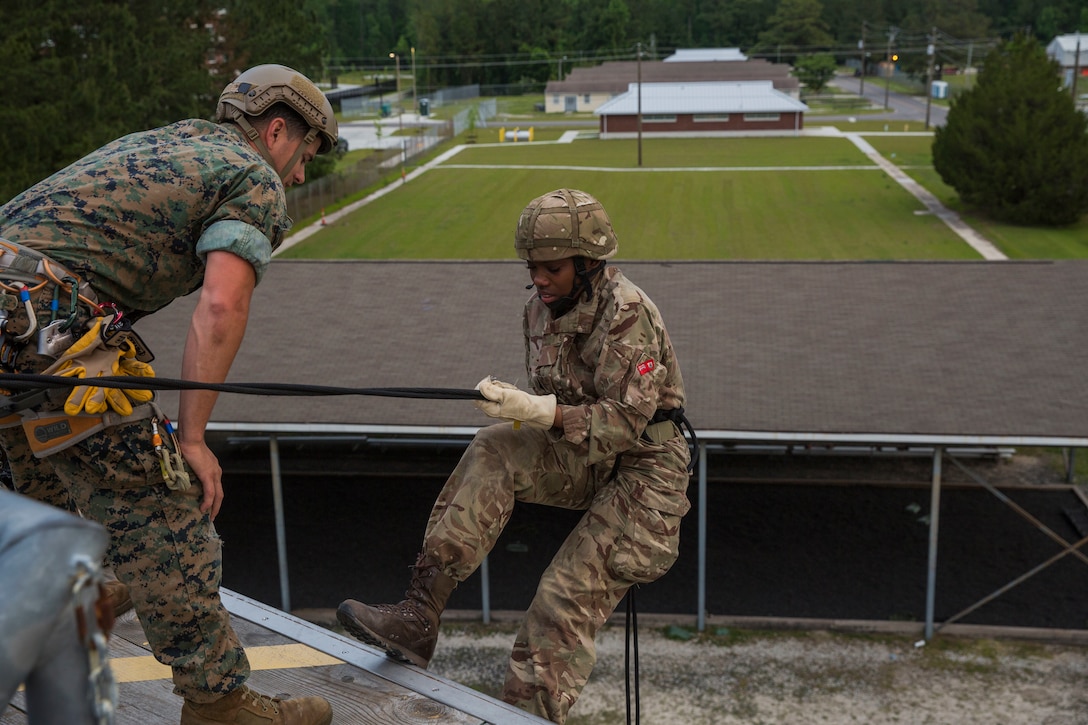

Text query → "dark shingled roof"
[545,60,800,95]
[138,260,1088,446]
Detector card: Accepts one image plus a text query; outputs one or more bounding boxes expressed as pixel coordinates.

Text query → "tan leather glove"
[117,340,155,405]
[475,376,557,429]
[44,319,153,416]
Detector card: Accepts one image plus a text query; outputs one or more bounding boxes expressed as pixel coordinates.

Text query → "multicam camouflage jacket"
[0,119,289,319]
[524,265,686,465]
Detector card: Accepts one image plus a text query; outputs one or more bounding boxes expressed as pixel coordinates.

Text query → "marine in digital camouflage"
[0,116,290,701]
[422,265,690,723]
[0,119,289,319]
[0,424,249,697]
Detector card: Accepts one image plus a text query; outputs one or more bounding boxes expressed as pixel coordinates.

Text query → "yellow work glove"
[474,376,557,429]
[43,318,148,417]
[117,340,155,405]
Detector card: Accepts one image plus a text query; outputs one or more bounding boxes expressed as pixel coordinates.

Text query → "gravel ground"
[425,618,1088,725]
[293,448,1088,723]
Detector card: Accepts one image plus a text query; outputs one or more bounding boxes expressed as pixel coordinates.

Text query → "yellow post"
[499,126,505,143]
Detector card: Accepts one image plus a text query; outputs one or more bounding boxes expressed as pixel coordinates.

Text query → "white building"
[1046,33,1088,88]
[594,81,809,137]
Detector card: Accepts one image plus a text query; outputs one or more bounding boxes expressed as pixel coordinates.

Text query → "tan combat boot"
[337,554,457,668]
[179,685,332,725]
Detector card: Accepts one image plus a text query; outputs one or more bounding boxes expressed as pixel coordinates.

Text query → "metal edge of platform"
[222,589,550,725]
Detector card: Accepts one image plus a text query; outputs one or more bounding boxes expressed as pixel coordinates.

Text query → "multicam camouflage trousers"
[423,422,691,723]
[0,416,249,703]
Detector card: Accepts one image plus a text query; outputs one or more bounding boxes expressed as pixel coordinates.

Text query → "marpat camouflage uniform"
[424,266,690,723]
[0,119,289,701]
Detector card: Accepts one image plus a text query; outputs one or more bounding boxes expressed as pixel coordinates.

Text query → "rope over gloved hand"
[474,376,556,429]
[41,317,155,417]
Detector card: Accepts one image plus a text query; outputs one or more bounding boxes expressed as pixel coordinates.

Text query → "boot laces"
[240,686,281,714]
[374,601,427,622]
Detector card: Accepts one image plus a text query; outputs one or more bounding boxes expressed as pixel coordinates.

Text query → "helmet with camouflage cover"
[515,188,618,262]
[216,64,339,155]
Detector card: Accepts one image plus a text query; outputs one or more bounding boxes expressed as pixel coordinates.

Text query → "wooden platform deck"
[2,589,546,725]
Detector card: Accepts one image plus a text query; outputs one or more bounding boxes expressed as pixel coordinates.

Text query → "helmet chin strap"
[545,258,605,316]
[234,115,317,183]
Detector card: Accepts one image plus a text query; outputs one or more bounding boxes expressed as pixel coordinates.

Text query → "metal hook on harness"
[60,276,80,332]
[12,285,37,342]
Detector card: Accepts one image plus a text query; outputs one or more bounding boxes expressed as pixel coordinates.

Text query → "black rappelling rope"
[0,374,486,401]
[625,587,640,725]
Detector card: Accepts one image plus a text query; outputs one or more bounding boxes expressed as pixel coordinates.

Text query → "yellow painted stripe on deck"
[109,644,343,683]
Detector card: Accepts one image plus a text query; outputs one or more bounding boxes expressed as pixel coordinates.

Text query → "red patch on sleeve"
[637,359,656,376]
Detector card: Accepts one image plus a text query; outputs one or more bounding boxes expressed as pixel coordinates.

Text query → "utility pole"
[966,41,974,87]
[884,26,899,111]
[1072,32,1082,102]
[390,52,405,179]
[636,42,643,167]
[859,22,867,96]
[924,28,936,130]
[389,52,401,110]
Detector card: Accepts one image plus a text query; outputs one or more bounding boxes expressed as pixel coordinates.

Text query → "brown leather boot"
[179,685,332,725]
[337,554,457,668]
[101,578,133,618]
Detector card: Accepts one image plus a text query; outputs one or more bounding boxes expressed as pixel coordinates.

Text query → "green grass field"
[282,130,1087,261]
[863,136,1088,258]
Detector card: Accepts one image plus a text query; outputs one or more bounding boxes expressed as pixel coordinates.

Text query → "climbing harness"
[0,238,100,372]
[641,407,700,472]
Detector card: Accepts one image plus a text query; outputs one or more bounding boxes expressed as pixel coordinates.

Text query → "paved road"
[828,74,948,128]
[337,112,447,152]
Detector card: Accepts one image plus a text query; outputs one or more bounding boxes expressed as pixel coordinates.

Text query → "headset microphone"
[525,283,534,290]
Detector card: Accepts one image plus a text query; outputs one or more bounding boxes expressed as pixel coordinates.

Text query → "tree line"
[3,0,1086,202]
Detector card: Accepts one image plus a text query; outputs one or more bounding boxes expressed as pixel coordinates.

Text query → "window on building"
[584,94,591,103]
[744,113,781,122]
[643,114,677,122]
[694,113,731,122]
[553,94,560,104]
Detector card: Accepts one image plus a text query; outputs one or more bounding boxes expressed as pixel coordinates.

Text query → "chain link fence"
[285,123,453,222]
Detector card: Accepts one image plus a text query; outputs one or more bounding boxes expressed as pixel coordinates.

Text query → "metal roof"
[594,81,809,116]
[664,48,748,62]
[137,260,1088,447]
[1046,33,1088,66]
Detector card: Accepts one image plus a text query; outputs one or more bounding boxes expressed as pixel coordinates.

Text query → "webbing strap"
[20,404,155,458]
[642,407,699,471]
[0,238,98,305]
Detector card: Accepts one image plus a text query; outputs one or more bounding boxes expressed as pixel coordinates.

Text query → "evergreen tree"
[932,35,1088,226]
[0,1,218,202]
[754,0,834,58]
[794,53,838,93]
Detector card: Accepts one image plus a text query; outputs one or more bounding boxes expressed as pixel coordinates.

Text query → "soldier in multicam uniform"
[339,188,692,723]
[0,65,337,725]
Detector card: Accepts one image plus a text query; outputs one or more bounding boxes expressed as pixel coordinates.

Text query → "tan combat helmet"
[216,64,339,180]
[515,188,618,262]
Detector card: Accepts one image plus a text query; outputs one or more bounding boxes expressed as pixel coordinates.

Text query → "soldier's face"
[527,258,576,307]
[274,139,322,187]
[265,119,321,187]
